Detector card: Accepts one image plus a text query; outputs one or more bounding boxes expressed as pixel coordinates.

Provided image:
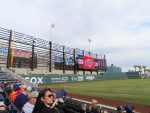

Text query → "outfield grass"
[39,79,150,106]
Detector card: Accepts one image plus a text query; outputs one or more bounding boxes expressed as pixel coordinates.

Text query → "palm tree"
[133,65,138,72]
[142,66,147,75]
[137,65,142,75]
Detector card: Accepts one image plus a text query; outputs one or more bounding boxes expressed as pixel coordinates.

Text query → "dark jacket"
[33,104,60,113]
[14,93,28,111]
[90,106,101,113]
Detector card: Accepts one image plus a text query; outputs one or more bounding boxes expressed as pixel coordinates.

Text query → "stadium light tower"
[48,23,55,41]
[88,39,91,56]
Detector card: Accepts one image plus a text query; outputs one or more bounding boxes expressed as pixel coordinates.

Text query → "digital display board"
[83,56,95,70]
[77,55,95,70]
[77,55,106,71]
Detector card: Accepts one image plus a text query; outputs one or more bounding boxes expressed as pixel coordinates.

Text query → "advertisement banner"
[0,48,8,55]
[37,54,49,62]
[66,57,74,65]
[50,77,69,83]
[86,76,95,80]
[83,56,95,70]
[24,77,44,84]
[23,75,97,85]
[54,56,63,63]
[12,49,32,58]
[77,55,84,69]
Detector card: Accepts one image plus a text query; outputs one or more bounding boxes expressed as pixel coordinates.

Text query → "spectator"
[9,84,24,103]
[62,86,68,98]
[103,110,108,113]
[124,105,135,113]
[9,88,16,103]
[14,86,32,111]
[22,91,38,113]
[12,83,20,92]
[17,85,27,94]
[116,106,124,113]
[2,81,7,90]
[0,101,8,113]
[90,99,101,113]
[32,89,62,113]
[13,84,28,101]
[4,83,12,96]
[0,95,4,102]
[56,86,68,98]
[81,103,87,113]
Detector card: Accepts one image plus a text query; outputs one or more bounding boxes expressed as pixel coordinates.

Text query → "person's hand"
[51,99,58,109]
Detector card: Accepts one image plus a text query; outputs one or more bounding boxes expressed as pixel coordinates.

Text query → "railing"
[1,67,35,87]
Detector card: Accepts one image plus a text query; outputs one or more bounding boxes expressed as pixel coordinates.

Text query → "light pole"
[48,23,55,72]
[88,39,91,56]
[48,23,55,41]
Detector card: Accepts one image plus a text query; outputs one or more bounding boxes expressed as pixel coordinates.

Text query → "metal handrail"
[1,68,35,87]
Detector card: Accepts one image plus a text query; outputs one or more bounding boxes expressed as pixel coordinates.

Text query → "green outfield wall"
[21,73,141,85]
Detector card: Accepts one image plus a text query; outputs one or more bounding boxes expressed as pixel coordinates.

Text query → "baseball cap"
[28,91,39,98]
[13,83,20,91]
[20,85,27,89]
[0,101,5,107]
[25,86,32,92]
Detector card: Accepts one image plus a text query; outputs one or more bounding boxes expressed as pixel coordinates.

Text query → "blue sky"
[0,0,150,71]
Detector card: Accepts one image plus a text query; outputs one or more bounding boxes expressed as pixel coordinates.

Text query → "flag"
[11,32,15,67]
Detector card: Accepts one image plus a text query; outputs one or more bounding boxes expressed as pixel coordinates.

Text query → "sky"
[0,0,150,71]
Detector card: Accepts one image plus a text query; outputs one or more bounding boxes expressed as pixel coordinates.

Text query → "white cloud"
[0,0,150,71]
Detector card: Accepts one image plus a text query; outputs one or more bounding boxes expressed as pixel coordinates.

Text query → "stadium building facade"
[0,27,107,75]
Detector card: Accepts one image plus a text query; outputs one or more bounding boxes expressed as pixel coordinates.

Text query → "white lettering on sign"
[62,77,68,81]
[71,77,78,81]
[51,78,62,80]
[78,76,84,81]
[24,77,43,84]
[86,76,95,80]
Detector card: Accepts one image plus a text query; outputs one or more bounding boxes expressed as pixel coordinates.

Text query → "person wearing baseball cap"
[14,86,32,112]
[22,91,39,113]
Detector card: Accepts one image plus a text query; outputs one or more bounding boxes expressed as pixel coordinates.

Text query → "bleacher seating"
[63,98,89,113]
[0,67,119,113]
[0,70,18,84]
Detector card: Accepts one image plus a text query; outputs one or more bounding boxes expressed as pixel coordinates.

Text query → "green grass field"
[39,79,150,106]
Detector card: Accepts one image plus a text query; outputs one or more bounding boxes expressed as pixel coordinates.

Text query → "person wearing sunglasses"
[90,99,101,113]
[32,89,63,113]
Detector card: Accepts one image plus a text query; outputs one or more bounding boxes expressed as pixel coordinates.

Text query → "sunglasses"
[46,94,54,98]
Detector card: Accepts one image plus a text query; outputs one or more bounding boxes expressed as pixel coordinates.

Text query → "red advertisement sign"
[83,56,95,70]
[11,49,32,58]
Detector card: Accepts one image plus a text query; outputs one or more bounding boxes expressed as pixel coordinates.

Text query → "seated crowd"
[0,82,136,113]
